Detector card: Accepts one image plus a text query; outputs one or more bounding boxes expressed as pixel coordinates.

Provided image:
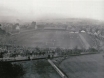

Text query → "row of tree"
[0,45,99,59]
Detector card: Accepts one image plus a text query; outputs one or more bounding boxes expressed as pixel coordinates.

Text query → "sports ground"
[10,29,103,78]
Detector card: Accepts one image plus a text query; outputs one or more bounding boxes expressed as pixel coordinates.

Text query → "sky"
[0,0,104,21]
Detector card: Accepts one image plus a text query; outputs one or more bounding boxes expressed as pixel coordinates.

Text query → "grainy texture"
[60,53,104,78]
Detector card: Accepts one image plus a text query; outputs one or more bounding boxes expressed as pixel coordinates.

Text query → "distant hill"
[37,18,104,27]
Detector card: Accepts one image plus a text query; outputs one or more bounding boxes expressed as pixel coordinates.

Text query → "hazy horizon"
[0,0,104,22]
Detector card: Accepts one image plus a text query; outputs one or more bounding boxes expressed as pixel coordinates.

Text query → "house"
[16,25,20,30]
[80,30,86,33]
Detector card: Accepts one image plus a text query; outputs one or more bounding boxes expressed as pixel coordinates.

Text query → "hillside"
[0,28,7,35]
[0,28,10,44]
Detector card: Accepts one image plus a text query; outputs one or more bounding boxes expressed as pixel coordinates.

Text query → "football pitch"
[11,30,96,49]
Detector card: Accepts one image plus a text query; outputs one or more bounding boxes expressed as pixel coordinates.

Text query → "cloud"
[0,0,103,21]
[0,6,19,16]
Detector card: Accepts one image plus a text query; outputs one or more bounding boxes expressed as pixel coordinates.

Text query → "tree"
[96,38,104,52]
[0,24,1,27]
[35,60,52,74]
[0,62,25,78]
[31,21,36,29]
[10,53,17,59]
[0,52,4,58]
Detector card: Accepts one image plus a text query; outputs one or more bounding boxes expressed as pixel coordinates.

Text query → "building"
[16,25,20,30]
[30,21,37,30]
[80,30,86,33]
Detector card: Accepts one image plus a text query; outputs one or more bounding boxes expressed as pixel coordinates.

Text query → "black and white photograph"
[0,0,104,78]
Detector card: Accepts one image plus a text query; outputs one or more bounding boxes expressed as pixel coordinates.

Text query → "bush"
[88,48,98,53]
[35,60,53,74]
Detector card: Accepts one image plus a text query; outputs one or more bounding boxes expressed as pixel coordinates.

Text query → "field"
[11,30,97,49]
[15,59,61,78]
[9,29,102,78]
[59,53,104,78]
